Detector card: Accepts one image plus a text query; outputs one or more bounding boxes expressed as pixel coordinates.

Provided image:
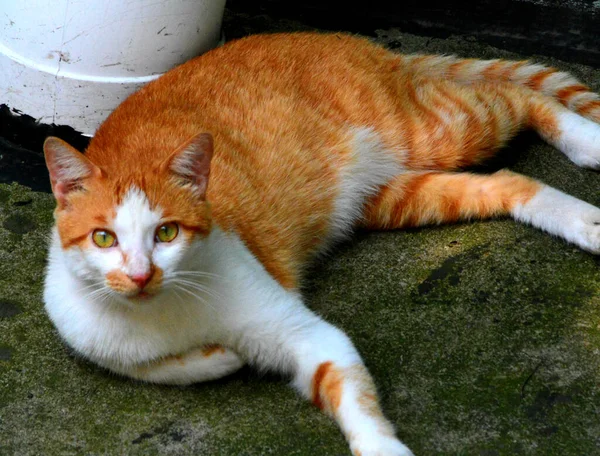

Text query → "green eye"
[92,229,116,248]
[156,222,179,243]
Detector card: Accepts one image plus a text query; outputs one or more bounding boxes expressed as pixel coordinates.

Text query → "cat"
[42,32,600,456]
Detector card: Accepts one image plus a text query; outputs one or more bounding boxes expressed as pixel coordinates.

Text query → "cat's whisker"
[164,275,224,299]
[78,281,104,293]
[87,286,113,303]
[172,283,217,313]
[171,270,229,282]
[86,287,106,300]
[174,284,217,305]
[172,280,223,302]
[171,288,186,306]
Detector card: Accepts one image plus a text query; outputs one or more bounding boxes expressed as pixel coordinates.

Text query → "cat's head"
[44,133,213,303]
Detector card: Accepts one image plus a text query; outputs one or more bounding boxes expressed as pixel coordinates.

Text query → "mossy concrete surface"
[1,25,600,456]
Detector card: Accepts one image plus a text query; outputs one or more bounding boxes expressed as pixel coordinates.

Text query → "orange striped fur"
[403,53,600,122]
[363,170,541,229]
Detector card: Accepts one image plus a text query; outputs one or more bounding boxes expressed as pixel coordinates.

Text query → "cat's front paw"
[572,211,600,253]
[350,434,414,456]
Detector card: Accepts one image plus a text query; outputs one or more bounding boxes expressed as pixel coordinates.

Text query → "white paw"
[570,211,600,253]
[351,435,414,456]
[512,186,600,253]
[568,151,600,170]
[556,112,600,169]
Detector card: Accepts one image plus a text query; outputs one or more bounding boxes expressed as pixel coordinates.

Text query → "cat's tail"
[403,54,600,122]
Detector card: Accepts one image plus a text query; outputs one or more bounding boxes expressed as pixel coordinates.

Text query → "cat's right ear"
[43,137,102,208]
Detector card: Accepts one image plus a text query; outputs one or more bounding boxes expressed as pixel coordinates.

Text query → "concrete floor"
[1,10,600,456]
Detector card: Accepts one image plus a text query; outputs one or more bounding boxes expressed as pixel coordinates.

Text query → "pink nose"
[129,272,152,289]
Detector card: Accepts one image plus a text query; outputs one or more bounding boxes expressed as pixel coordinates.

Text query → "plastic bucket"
[0,0,226,135]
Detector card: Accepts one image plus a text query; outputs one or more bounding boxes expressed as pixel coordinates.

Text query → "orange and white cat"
[43,33,600,456]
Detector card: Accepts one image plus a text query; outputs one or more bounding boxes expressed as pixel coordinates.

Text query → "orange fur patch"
[447,60,469,79]
[556,84,590,104]
[527,68,556,90]
[363,170,541,229]
[482,61,503,79]
[529,101,561,141]
[312,361,344,413]
[578,100,600,116]
[201,345,226,357]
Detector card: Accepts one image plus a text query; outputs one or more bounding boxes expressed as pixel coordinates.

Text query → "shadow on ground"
[1,9,600,456]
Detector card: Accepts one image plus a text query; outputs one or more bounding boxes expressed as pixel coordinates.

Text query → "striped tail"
[403,55,600,122]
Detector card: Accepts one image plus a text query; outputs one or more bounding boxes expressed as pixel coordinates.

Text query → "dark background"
[227,0,600,66]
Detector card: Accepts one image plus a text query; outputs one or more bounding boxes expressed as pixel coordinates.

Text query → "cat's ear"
[44,137,102,208]
[162,132,213,198]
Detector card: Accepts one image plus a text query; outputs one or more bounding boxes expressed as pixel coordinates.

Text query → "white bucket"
[0,0,226,136]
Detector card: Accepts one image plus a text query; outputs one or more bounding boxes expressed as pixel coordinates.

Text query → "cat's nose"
[129,272,152,289]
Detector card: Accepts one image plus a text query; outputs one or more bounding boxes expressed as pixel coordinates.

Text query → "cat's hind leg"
[525,90,600,169]
[362,170,600,253]
[402,81,600,170]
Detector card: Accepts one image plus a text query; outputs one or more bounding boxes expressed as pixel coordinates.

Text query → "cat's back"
[88,32,400,168]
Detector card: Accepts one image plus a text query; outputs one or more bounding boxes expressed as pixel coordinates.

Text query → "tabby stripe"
[577,100,600,116]
[447,60,470,79]
[421,86,462,168]
[405,81,439,167]
[482,60,502,79]
[527,68,557,91]
[493,89,519,127]
[436,85,481,165]
[503,61,526,80]
[393,173,433,227]
[475,91,500,156]
[555,84,590,105]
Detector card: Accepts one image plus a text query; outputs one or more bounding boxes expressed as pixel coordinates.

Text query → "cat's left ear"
[162,132,213,198]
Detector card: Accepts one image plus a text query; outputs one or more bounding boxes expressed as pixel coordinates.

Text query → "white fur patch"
[113,187,163,277]
[512,186,600,253]
[324,127,402,247]
[552,111,600,168]
[512,63,548,83]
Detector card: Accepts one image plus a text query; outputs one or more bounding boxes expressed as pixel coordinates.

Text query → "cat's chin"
[129,292,154,301]
[132,291,152,300]
[123,290,162,304]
